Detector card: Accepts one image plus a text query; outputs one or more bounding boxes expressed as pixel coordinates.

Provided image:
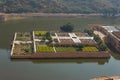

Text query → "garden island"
[11,23,110,59]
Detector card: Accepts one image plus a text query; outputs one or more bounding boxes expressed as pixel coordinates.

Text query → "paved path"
[94,31,105,40]
[53,46,56,53]
[14,41,32,44]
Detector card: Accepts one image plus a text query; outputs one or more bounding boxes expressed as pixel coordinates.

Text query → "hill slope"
[0,0,119,15]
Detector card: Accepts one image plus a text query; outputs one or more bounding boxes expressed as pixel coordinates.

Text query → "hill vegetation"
[0,0,120,16]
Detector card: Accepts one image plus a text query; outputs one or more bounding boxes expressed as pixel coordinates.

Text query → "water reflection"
[1,17,120,80]
[110,52,120,60]
[11,58,109,65]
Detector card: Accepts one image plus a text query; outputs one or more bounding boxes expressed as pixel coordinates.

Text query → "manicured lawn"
[56,47,77,53]
[82,47,99,52]
[34,31,47,36]
[36,46,54,53]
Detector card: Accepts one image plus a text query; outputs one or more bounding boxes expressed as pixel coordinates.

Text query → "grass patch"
[82,47,98,52]
[56,47,77,53]
[34,31,47,36]
[36,46,54,53]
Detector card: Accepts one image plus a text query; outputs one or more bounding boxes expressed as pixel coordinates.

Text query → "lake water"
[0,16,120,80]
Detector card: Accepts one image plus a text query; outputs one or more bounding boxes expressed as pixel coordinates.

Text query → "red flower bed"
[75,33,88,37]
[80,39,96,45]
[57,33,69,37]
[59,39,74,44]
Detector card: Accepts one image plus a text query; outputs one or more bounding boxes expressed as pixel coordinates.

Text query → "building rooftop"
[112,31,120,40]
[102,26,119,32]
[116,26,120,30]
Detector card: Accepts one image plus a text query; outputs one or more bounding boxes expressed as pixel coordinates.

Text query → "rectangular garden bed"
[13,43,32,55]
[11,31,110,59]
[16,32,32,41]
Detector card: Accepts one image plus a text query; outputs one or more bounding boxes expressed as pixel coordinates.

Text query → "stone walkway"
[14,41,32,44]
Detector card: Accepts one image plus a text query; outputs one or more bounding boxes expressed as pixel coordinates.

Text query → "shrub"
[34,31,46,36]
[82,47,99,52]
[60,23,74,32]
[36,46,54,53]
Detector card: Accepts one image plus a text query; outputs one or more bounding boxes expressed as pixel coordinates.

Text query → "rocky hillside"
[0,0,119,15]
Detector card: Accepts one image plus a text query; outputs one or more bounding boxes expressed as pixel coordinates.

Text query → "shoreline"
[0,13,103,17]
[0,13,103,21]
[1,13,120,21]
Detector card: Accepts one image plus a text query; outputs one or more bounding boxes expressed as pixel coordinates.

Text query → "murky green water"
[0,16,120,80]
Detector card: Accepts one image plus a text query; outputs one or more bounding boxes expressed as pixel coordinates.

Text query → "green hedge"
[82,47,98,52]
[36,46,54,53]
[34,31,47,36]
[56,47,77,53]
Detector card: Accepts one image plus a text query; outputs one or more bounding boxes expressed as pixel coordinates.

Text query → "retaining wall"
[10,32,17,56]
[11,51,110,59]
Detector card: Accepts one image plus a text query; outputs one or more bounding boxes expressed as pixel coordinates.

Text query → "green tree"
[45,32,51,40]
[60,23,74,32]
[94,35,107,51]
[45,32,52,43]
[99,43,107,51]
[102,7,119,17]
[17,7,32,13]
[75,44,85,51]
[84,29,94,36]
[94,35,101,42]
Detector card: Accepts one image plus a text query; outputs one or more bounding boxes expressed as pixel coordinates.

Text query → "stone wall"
[107,34,120,53]
[11,51,110,59]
